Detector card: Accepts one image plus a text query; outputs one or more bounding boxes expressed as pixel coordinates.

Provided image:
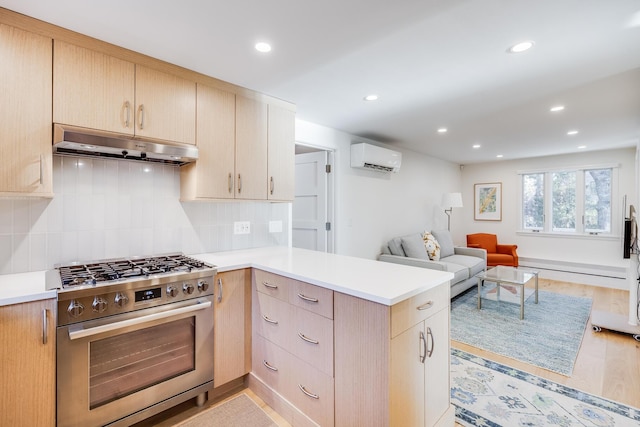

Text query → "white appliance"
[350,143,402,173]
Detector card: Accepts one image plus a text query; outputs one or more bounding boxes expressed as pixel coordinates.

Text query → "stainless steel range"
[46,253,216,427]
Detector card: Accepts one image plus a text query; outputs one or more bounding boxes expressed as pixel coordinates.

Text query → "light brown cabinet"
[0,299,56,426]
[267,104,295,201]
[53,40,196,145]
[213,269,251,388]
[235,95,269,200]
[0,23,53,197]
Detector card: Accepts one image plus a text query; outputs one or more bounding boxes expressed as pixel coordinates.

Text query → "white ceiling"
[2,0,639,164]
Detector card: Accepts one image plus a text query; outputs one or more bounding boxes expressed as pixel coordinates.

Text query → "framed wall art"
[474,182,502,221]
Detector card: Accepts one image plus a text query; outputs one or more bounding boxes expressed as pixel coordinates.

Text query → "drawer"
[289,356,335,427]
[290,280,334,319]
[390,282,449,338]
[290,306,334,376]
[254,269,290,302]
[252,334,291,396]
[253,290,292,348]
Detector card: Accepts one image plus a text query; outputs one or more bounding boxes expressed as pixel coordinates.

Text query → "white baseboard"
[519,257,628,290]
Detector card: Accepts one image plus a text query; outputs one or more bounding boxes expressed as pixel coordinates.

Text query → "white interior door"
[293,151,329,252]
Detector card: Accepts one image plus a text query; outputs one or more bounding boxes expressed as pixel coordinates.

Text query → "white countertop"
[0,247,453,307]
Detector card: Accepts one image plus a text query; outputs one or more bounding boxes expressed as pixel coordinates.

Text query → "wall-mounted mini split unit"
[350,143,402,173]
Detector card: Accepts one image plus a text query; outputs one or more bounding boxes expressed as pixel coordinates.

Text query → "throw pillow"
[422,232,441,261]
[431,229,455,258]
[400,234,429,259]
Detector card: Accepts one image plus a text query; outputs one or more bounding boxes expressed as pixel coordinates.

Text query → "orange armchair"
[466,233,518,267]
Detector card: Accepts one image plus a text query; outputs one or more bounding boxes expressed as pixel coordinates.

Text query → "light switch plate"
[233,221,251,234]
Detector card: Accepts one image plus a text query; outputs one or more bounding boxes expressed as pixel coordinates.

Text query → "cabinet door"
[181,84,236,200]
[0,299,56,426]
[0,24,52,196]
[267,104,295,201]
[390,322,426,426]
[53,40,135,134]
[424,307,451,427]
[235,95,268,200]
[135,65,196,144]
[214,269,251,387]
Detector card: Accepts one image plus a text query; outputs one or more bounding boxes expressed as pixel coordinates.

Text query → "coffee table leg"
[520,284,524,320]
[534,272,539,304]
[477,277,483,310]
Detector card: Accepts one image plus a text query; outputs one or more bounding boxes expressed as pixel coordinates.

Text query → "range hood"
[53,124,198,165]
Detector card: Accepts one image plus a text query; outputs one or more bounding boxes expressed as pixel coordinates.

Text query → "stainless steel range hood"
[53,124,198,165]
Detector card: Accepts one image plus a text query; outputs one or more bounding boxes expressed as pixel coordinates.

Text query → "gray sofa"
[378,229,487,299]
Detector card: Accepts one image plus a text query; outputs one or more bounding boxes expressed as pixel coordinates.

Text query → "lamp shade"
[442,192,463,208]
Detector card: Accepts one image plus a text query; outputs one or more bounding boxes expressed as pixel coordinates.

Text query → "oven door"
[57,297,214,427]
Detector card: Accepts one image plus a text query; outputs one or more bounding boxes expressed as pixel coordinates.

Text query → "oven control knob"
[183,283,195,295]
[114,292,129,308]
[167,285,178,298]
[67,300,84,318]
[92,296,108,313]
[198,280,209,292]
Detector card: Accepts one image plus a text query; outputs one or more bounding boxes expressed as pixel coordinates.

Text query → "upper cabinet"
[235,95,269,200]
[267,104,295,201]
[0,23,53,197]
[53,41,196,145]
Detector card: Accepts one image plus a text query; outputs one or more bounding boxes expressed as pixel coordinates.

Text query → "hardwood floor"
[141,280,639,427]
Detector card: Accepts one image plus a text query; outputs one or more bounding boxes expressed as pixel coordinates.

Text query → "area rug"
[451,348,640,427]
[175,393,277,427]
[451,288,592,375]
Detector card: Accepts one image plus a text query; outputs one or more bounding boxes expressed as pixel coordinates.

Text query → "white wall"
[460,147,637,287]
[296,119,463,259]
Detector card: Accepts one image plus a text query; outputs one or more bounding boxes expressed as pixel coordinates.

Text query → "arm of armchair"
[378,254,447,271]
[496,244,518,265]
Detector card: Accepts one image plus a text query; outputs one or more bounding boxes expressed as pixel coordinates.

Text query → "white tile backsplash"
[0,156,290,273]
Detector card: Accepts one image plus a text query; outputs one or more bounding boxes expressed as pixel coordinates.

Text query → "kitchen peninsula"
[0,246,454,427]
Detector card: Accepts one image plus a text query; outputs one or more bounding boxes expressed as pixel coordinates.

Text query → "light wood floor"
[141,280,639,427]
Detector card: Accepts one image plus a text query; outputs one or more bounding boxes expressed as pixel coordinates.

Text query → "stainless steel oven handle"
[68,301,212,340]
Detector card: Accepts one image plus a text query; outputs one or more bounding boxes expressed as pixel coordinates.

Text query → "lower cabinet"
[213,269,251,388]
[0,298,56,426]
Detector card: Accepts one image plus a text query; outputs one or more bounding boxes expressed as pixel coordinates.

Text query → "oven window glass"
[89,316,195,409]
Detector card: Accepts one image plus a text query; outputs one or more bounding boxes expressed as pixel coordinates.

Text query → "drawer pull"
[263,360,278,371]
[297,293,319,303]
[417,301,434,311]
[262,315,279,325]
[262,281,278,290]
[298,332,319,345]
[298,384,319,399]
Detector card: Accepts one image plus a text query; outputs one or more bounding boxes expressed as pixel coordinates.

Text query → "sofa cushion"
[422,232,441,261]
[438,261,470,284]
[401,234,429,259]
[431,229,455,258]
[444,254,485,277]
[387,237,405,256]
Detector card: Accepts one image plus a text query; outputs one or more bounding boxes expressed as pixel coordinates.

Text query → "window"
[521,167,612,235]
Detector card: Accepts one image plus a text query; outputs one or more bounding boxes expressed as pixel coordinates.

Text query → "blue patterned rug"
[451,288,592,375]
[452,349,640,427]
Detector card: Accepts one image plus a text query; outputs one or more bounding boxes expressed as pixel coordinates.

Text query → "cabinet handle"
[426,326,434,358]
[298,384,319,399]
[228,173,233,193]
[297,293,318,303]
[270,176,274,195]
[237,174,242,193]
[124,101,131,128]
[263,360,278,371]
[417,301,434,311]
[419,331,426,363]
[42,309,48,345]
[39,155,44,185]
[298,332,319,345]
[262,281,278,290]
[217,278,223,303]
[262,314,278,325]
[138,104,145,130]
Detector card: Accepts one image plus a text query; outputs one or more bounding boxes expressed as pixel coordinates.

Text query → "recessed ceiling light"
[472,144,481,149]
[437,128,447,133]
[363,94,379,101]
[507,40,535,53]
[255,42,272,53]
[567,130,579,136]
[550,105,565,112]
[496,154,504,158]
[577,145,587,149]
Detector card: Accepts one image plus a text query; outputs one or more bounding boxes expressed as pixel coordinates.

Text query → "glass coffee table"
[477,266,539,320]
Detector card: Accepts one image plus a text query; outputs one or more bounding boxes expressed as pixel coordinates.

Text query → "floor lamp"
[442,192,463,231]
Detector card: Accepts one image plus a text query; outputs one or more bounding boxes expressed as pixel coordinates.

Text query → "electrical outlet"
[233,221,251,234]
[269,220,283,233]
